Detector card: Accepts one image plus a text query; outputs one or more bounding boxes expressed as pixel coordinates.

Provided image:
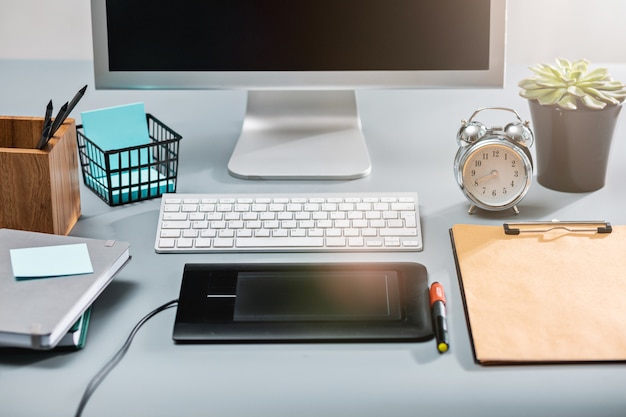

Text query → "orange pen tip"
[430,282,446,306]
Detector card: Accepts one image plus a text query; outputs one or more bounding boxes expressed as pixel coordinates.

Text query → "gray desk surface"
[1,59,626,417]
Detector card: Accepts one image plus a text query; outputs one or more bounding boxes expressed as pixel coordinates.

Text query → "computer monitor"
[91,0,506,180]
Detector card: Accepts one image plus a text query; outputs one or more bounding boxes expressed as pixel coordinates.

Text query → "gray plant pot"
[528,100,622,192]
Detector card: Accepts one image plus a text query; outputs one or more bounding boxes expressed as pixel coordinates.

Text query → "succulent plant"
[518,58,626,110]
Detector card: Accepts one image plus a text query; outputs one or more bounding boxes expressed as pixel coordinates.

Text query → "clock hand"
[474,170,498,185]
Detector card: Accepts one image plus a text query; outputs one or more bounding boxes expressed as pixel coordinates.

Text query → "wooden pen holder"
[0,116,81,235]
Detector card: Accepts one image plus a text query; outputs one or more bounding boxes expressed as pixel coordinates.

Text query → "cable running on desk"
[74,299,178,417]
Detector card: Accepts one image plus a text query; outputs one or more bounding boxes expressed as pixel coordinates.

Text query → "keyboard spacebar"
[236,237,325,248]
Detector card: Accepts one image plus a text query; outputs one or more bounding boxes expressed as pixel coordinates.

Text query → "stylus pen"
[38,101,68,149]
[35,100,53,149]
[49,84,88,139]
[430,282,449,353]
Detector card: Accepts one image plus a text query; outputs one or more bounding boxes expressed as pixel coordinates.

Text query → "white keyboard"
[154,192,423,253]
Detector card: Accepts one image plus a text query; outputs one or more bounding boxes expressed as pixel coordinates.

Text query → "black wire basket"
[76,114,181,206]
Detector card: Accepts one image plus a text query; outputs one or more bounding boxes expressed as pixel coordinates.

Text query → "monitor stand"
[227,90,372,180]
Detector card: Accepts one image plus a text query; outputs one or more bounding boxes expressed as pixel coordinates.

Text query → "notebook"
[56,307,91,350]
[450,222,626,365]
[0,228,130,350]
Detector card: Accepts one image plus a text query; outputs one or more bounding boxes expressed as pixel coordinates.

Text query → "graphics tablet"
[173,262,433,343]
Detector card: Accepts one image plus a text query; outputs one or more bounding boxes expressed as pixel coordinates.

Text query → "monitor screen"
[91,0,506,179]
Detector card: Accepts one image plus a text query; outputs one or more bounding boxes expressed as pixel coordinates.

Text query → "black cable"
[74,299,179,417]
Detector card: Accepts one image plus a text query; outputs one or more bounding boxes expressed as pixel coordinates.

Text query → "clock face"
[460,142,531,209]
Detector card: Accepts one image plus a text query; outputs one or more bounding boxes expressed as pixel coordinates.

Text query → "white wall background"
[1,0,625,65]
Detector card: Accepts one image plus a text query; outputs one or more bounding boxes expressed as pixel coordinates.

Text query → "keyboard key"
[163,213,188,221]
[326,237,346,247]
[380,228,418,236]
[162,221,191,229]
[348,237,365,247]
[196,238,212,248]
[177,238,194,248]
[236,237,325,248]
[158,238,176,248]
[213,238,234,248]
[160,230,180,238]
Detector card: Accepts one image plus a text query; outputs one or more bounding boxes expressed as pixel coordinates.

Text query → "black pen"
[38,101,68,149]
[35,100,53,149]
[49,84,88,139]
[430,282,449,353]
[38,119,53,149]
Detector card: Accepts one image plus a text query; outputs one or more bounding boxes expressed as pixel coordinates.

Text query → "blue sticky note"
[81,102,151,170]
[81,102,150,151]
[85,167,175,204]
[10,243,94,280]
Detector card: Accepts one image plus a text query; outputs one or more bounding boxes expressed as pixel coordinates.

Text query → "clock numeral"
[470,169,476,176]
[482,153,489,160]
[502,188,508,195]
[511,160,517,167]
[492,150,500,158]
[474,160,482,167]
[514,170,519,178]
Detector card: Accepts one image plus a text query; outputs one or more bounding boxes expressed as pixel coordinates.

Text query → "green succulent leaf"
[519,88,556,100]
[581,68,609,82]
[602,80,626,91]
[557,95,578,110]
[537,88,567,106]
[582,95,607,110]
[567,86,586,97]
[571,59,590,72]
[536,78,568,88]
[566,70,584,82]
[519,58,626,110]
[588,88,621,106]
[556,58,572,70]
[518,79,541,90]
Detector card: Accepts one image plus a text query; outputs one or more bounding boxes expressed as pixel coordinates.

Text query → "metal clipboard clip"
[503,220,613,235]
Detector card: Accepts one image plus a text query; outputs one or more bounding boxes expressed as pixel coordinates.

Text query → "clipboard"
[450,221,626,365]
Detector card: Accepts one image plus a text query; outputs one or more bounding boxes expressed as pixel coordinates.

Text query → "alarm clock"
[454,107,534,214]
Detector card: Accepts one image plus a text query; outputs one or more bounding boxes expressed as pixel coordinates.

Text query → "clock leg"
[512,205,520,215]
[468,205,476,214]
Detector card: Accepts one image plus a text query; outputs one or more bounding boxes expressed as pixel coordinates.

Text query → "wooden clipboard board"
[450,222,626,365]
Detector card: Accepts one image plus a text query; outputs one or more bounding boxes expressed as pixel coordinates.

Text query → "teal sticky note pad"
[10,243,94,280]
[85,167,175,204]
[81,102,151,170]
[81,102,150,151]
